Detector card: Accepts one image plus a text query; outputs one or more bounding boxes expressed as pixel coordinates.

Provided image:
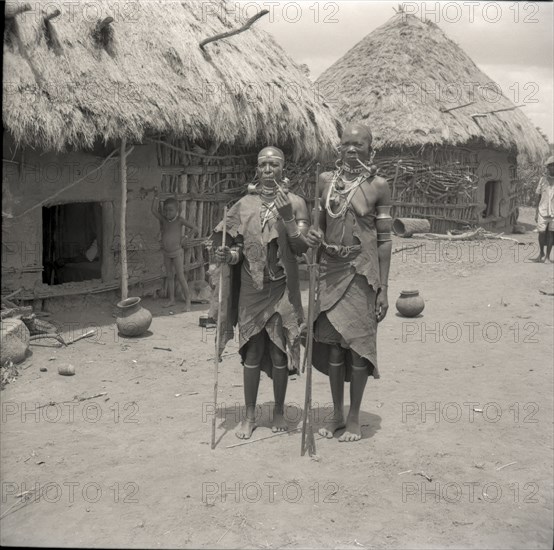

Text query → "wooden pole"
[301,163,321,457]
[120,137,128,301]
[211,206,227,450]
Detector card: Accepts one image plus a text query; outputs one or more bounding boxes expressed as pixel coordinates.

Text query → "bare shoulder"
[320,171,334,185]
[372,175,391,199]
[288,192,306,207]
[371,174,389,190]
[319,171,334,194]
[288,192,309,218]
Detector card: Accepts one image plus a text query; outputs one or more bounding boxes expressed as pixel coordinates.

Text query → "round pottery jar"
[116,297,152,337]
[396,290,425,318]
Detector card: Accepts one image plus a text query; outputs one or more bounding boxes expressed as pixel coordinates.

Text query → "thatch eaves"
[3,0,340,160]
[316,13,548,159]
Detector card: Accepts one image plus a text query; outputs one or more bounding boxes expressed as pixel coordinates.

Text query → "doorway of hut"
[483,180,501,218]
[42,202,102,285]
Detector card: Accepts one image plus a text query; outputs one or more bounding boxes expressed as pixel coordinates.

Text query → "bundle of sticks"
[374,158,479,203]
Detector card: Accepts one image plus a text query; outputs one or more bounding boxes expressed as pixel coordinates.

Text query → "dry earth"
[1,208,553,549]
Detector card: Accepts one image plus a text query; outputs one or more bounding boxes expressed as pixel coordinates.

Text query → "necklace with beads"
[260,179,284,228]
[342,163,364,174]
[325,169,369,219]
[260,194,277,229]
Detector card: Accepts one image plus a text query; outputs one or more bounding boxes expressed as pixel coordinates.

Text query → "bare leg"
[319,345,346,438]
[163,254,176,306]
[236,332,264,439]
[174,251,191,310]
[269,342,288,433]
[339,350,368,442]
[531,232,546,262]
[545,229,554,261]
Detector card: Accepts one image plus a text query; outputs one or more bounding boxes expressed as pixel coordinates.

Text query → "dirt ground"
[1,207,553,549]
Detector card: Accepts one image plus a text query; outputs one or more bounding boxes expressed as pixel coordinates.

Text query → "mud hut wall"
[472,148,515,229]
[117,144,164,281]
[373,146,514,233]
[2,137,163,295]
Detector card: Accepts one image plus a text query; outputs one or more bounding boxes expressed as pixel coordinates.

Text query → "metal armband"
[377,232,392,243]
[296,219,310,236]
[376,205,392,220]
[376,205,393,237]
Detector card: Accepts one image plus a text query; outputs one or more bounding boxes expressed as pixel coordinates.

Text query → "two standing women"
[212,125,392,443]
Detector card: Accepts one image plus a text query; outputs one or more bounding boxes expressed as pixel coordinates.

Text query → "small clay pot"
[396,290,425,317]
[116,297,152,337]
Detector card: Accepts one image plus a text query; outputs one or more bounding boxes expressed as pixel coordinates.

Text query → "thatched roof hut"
[316,12,549,233]
[2,0,340,302]
[3,0,339,159]
[316,12,548,159]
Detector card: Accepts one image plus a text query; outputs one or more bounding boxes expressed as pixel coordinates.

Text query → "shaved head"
[342,123,373,146]
[340,122,373,168]
[257,146,285,185]
[258,146,285,165]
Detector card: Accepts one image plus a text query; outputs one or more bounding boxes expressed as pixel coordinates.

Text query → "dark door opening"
[42,202,102,284]
[483,180,500,218]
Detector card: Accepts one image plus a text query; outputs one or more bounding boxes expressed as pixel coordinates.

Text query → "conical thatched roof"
[316,13,548,159]
[3,0,339,159]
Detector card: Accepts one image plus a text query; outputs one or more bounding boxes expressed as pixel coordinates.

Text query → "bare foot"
[163,301,176,308]
[271,409,288,433]
[338,416,362,442]
[530,256,545,263]
[235,419,256,439]
[318,411,345,438]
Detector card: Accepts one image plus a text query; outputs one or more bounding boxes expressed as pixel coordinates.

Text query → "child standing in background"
[151,189,198,309]
[531,156,554,263]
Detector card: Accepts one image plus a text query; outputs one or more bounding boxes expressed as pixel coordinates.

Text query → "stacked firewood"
[374,158,479,204]
[286,157,479,206]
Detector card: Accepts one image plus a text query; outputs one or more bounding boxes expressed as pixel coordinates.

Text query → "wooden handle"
[313,163,321,233]
[212,206,228,450]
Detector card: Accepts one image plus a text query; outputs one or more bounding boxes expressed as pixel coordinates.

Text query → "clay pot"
[396,290,425,317]
[116,297,152,337]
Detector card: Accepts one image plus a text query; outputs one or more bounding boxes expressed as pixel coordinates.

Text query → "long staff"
[211,206,228,450]
[301,163,321,457]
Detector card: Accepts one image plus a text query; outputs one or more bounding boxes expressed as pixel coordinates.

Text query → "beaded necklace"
[325,169,369,219]
[260,188,277,228]
[342,163,364,174]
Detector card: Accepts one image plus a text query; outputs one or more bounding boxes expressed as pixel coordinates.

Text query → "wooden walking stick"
[211,206,228,450]
[301,163,321,457]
